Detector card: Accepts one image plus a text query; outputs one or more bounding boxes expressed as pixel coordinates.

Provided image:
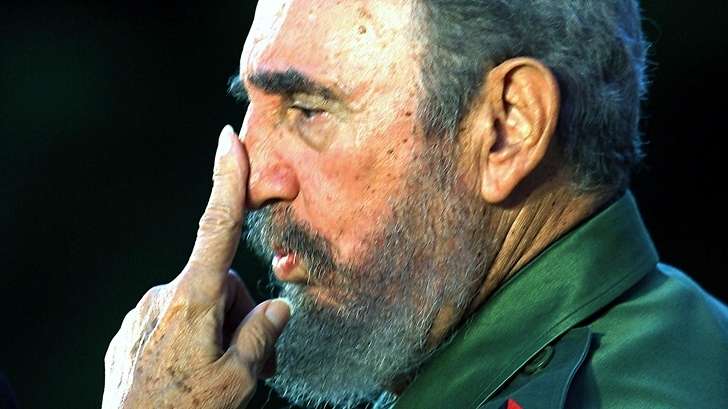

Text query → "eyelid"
[291,100,324,114]
[290,94,330,118]
[291,92,330,107]
[287,99,333,150]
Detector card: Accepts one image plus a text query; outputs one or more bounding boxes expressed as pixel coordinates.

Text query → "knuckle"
[137,285,164,309]
[207,360,256,405]
[198,203,241,235]
[247,326,269,352]
[105,336,120,365]
[104,335,127,371]
[164,278,215,321]
[121,285,179,336]
[119,306,139,328]
[212,162,229,182]
[238,319,277,364]
[134,285,171,319]
[212,154,242,181]
[116,309,140,338]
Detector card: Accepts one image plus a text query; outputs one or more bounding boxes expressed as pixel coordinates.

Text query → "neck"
[465,174,617,317]
[391,180,617,397]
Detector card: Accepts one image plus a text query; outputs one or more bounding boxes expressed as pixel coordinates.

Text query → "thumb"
[230,299,291,377]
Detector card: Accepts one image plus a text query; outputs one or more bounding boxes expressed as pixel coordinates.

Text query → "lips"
[272,248,346,307]
[272,250,307,282]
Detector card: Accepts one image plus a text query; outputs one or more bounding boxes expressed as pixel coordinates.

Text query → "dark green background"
[1,1,726,408]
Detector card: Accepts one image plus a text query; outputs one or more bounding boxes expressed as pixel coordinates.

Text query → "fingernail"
[216,125,234,159]
[265,298,291,330]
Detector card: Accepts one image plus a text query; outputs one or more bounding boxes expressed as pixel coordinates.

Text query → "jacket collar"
[393,192,658,409]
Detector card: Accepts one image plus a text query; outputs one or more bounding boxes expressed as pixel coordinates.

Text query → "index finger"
[181,125,248,296]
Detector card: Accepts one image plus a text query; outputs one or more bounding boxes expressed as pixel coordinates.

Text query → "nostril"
[261,198,281,208]
[245,195,287,211]
[258,198,282,210]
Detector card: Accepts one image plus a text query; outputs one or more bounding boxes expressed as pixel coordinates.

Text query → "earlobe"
[471,57,560,203]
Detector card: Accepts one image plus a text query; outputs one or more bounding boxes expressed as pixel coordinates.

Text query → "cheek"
[293,126,418,260]
[297,156,393,251]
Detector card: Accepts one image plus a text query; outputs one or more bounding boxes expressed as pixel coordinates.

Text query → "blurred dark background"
[1,1,726,408]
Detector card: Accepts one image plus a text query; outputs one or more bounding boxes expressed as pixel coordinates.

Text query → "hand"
[102,126,290,409]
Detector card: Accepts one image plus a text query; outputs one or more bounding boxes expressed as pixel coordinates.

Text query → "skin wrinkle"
[243,1,292,76]
[242,22,422,260]
[245,136,490,408]
[100,2,659,408]
[237,1,620,408]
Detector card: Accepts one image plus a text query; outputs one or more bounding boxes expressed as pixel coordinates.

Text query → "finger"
[227,299,291,376]
[222,270,257,347]
[181,125,249,299]
[258,351,278,380]
[225,270,257,321]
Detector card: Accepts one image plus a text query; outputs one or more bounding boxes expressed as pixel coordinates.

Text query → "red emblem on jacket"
[505,398,523,409]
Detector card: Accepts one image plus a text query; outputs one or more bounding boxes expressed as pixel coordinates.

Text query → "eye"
[286,99,335,149]
[290,102,325,121]
[294,105,324,120]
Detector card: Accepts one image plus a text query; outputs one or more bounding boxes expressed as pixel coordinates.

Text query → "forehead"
[240,0,419,94]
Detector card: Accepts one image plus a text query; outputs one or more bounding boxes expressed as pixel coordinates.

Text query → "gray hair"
[413,0,650,190]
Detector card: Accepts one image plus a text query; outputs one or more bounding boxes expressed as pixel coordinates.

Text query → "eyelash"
[297,107,323,119]
[290,104,324,121]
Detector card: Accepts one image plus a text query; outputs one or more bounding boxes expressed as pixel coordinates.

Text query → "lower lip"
[272,252,300,281]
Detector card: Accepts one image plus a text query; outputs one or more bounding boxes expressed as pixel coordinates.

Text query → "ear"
[464,57,559,203]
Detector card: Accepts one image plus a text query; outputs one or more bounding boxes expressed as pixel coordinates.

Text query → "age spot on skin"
[357,7,372,20]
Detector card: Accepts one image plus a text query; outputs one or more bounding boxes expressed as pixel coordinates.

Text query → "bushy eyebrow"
[248,68,337,101]
[227,74,249,103]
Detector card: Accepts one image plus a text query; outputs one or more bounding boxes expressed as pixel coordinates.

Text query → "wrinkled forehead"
[243,0,291,55]
[240,0,419,85]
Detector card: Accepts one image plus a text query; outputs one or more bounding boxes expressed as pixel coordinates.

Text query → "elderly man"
[103,0,728,408]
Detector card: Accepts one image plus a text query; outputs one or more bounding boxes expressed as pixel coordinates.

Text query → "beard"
[244,142,490,409]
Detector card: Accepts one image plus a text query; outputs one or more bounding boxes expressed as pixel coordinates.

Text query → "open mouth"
[272,249,305,282]
[272,248,345,307]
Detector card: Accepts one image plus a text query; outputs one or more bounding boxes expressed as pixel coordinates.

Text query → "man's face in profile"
[239,1,490,407]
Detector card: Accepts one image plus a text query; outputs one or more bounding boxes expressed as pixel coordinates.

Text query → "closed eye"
[285,94,343,150]
[291,104,325,120]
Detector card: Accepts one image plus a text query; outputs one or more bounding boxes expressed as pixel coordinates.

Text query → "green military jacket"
[392,193,728,408]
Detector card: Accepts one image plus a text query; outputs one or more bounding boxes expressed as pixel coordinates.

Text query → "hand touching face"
[102,126,290,409]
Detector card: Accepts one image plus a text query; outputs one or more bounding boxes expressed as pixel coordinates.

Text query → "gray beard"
[244,143,489,409]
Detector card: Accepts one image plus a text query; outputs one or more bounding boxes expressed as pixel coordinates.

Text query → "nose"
[241,106,301,210]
